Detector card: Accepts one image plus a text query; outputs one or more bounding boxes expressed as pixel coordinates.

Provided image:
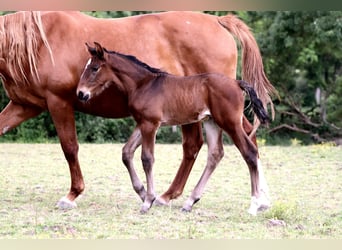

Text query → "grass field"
[0,143,341,239]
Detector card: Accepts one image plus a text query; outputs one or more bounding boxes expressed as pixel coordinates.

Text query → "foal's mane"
[104,48,167,75]
[0,11,54,85]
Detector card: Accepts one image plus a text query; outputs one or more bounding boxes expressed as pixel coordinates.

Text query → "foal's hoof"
[181,207,192,213]
[139,197,156,213]
[181,197,200,212]
[56,196,77,210]
[248,196,270,216]
[140,203,151,214]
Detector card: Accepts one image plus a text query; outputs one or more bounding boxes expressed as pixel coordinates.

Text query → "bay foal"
[77,43,271,214]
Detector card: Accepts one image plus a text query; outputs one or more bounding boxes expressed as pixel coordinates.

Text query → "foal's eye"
[91,66,100,73]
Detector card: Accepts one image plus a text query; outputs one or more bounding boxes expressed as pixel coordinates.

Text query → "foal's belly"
[161,108,211,126]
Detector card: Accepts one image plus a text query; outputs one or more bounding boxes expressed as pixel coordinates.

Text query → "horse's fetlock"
[70,184,84,196]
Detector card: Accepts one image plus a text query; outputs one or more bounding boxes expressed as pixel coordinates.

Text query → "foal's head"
[77,42,165,102]
[77,42,115,102]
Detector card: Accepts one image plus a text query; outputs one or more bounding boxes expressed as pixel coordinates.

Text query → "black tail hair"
[238,80,270,125]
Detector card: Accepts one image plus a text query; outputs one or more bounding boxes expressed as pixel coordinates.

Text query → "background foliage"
[0,11,341,144]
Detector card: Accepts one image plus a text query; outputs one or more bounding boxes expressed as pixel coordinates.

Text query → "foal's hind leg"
[228,124,270,215]
[182,119,224,212]
[242,116,270,214]
[122,127,146,201]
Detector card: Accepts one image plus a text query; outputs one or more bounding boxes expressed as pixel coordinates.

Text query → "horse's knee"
[211,145,224,162]
[122,147,132,166]
[141,152,154,170]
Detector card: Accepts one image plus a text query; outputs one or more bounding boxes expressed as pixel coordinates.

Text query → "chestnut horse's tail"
[218,14,277,119]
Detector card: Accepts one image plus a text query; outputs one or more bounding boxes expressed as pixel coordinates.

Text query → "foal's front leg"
[139,121,159,213]
[122,127,146,201]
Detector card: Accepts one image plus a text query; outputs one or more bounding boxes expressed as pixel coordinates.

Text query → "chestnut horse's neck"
[105,50,167,93]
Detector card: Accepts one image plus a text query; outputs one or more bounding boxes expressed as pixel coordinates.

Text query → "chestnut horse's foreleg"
[47,96,84,209]
[122,126,147,201]
[155,122,204,205]
[139,121,158,213]
[0,101,43,136]
[182,119,224,212]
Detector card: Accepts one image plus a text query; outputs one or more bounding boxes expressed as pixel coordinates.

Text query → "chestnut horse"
[77,42,271,214]
[0,11,275,212]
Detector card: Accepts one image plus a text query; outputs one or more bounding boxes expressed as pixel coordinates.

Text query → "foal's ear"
[85,42,104,60]
[94,42,104,60]
[85,42,96,56]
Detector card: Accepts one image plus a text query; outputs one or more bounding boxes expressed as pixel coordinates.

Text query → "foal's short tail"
[238,80,270,136]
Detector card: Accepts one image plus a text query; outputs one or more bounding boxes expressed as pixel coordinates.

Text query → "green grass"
[0,143,341,239]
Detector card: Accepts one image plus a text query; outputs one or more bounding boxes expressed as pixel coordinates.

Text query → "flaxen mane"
[0,11,53,85]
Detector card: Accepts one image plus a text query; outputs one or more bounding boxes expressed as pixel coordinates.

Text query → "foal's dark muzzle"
[77,91,90,102]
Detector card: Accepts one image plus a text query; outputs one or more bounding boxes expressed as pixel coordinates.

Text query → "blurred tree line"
[0,11,341,144]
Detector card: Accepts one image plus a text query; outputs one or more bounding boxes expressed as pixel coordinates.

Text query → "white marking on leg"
[2,126,10,135]
[248,196,259,216]
[56,196,77,210]
[248,159,271,215]
[257,159,270,205]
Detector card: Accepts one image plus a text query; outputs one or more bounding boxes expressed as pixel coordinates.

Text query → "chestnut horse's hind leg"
[155,122,204,205]
[47,96,84,209]
[122,126,147,201]
[182,119,224,212]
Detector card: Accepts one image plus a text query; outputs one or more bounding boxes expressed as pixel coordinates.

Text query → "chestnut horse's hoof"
[154,196,170,206]
[56,196,77,210]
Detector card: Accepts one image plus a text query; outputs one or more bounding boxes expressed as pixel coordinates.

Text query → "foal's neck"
[109,54,161,92]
